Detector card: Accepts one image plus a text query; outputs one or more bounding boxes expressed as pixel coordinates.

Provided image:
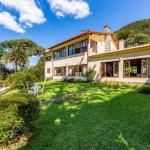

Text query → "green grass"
[12,81,149,150]
[2,80,131,100]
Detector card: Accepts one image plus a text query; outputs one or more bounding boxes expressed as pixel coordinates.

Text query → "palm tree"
[1,48,28,71]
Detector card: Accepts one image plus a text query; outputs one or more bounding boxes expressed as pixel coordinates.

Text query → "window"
[123,58,149,78]
[47,68,50,73]
[68,40,87,56]
[54,67,66,76]
[45,56,51,62]
[54,47,66,59]
[90,39,97,53]
[68,65,87,76]
[101,61,119,77]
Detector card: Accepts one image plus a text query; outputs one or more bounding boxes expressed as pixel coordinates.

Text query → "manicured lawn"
[15,81,150,150]
[2,80,131,101]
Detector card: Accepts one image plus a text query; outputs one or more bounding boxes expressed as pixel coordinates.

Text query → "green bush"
[0,93,40,144]
[0,80,4,88]
[73,78,84,83]
[62,77,67,82]
[84,69,96,82]
[137,85,150,94]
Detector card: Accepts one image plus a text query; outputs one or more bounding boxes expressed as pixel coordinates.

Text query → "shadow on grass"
[19,87,150,150]
[37,81,130,101]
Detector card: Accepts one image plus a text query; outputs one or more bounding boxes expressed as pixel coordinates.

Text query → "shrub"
[0,93,40,144]
[84,69,96,82]
[67,78,74,83]
[0,80,4,88]
[73,78,83,83]
[46,77,52,81]
[137,85,150,94]
[62,77,68,82]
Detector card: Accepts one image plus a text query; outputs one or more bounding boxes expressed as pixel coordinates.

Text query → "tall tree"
[0,46,3,59]
[1,48,28,71]
[0,39,45,71]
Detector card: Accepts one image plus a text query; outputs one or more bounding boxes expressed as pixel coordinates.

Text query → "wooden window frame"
[54,66,66,76]
[90,39,97,53]
[123,58,149,78]
[47,68,50,74]
[54,47,66,59]
[101,61,119,78]
[45,56,51,62]
[68,39,88,56]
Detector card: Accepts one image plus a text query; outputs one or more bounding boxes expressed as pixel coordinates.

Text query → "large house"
[45,26,150,84]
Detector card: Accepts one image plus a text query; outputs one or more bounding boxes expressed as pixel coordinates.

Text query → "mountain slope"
[115,19,150,40]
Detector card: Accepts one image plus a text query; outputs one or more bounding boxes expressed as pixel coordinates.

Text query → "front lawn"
[2,80,131,101]
[16,82,150,150]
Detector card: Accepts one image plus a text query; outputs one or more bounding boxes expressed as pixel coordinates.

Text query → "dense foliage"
[0,93,40,144]
[137,85,150,94]
[34,56,45,81]
[115,19,150,48]
[0,39,45,71]
[115,19,150,37]
[5,63,44,89]
[0,46,3,58]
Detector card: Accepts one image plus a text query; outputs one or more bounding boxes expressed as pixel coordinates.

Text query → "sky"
[0,0,150,65]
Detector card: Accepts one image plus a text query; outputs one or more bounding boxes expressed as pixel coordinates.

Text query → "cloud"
[0,0,46,33]
[0,11,25,33]
[47,0,91,19]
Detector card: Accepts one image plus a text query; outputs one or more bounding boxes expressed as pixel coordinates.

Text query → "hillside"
[115,19,150,40]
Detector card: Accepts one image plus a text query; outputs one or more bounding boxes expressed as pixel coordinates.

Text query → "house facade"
[45,26,150,84]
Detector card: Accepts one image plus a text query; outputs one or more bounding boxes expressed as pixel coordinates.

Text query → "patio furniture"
[26,84,34,94]
[30,83,41,96]
[30,83,44,96]
[37,84,44,96]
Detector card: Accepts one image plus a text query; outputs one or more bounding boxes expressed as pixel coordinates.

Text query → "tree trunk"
[15,62,18,72]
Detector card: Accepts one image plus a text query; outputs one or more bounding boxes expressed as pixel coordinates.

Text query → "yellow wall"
[45,51,52,57]
[52,35,89,51]
[89,34,104,42]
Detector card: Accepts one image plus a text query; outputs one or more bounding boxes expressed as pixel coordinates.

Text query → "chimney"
[104,25,111,52]
[104,25,111,33]
[119,40,124,50]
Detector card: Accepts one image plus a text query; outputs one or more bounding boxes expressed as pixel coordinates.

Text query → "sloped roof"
[45,30,118,53]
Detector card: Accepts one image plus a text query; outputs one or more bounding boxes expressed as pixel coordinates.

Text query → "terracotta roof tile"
[45,30,118,54]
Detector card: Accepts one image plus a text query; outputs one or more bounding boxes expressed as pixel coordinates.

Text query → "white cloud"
[47,0,91,19]
[0,11,25,33]
[0,0,46,33]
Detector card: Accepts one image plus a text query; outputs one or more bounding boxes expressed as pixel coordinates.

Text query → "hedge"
[0,93,40,144]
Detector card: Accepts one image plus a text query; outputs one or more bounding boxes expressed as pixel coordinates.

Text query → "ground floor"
[88,48,150,84]
[45,47,150,84]
[52,64,87,81]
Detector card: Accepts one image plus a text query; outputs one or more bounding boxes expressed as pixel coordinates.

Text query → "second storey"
[44,26,118,78]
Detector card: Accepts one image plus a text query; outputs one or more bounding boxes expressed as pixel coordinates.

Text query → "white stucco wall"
[53,52,87,68]
[97,42,105,53]
[45,61,53,79]
[88,49,150,84]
